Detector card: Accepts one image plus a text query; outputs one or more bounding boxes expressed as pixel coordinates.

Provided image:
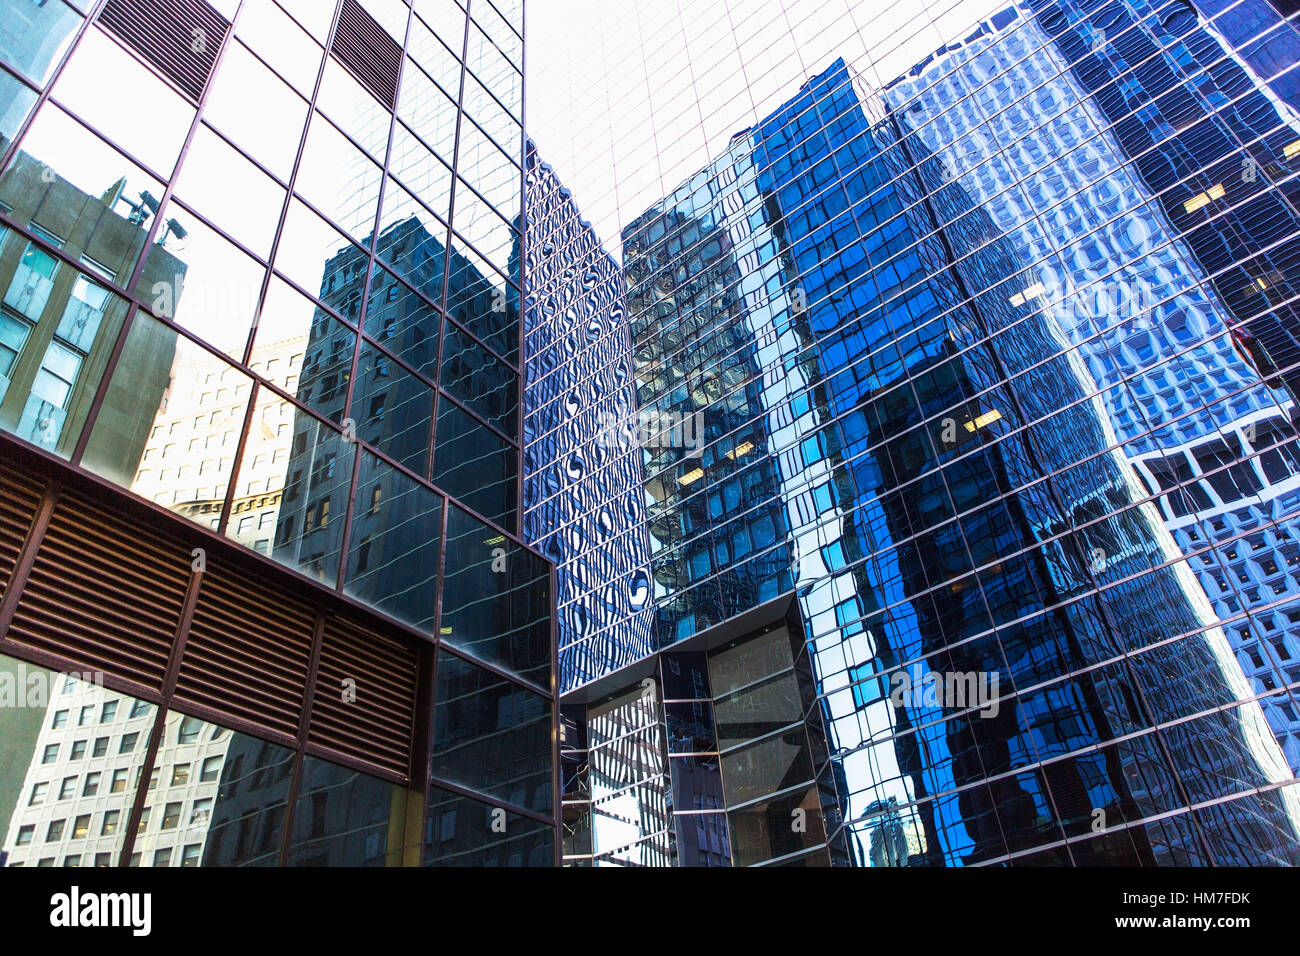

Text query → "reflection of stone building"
[130,333,307,554]
[0,677,232,868]
[0,150,180,467]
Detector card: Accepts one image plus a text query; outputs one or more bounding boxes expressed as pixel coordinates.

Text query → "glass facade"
[0,0,556,867]
[528,1,1300,866]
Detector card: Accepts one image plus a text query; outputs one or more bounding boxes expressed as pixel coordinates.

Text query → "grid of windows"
[0,0,556,868]
[527,0,1300,866]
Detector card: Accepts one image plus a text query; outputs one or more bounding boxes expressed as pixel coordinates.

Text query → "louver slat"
[8,489,188,688]
[175,562,315,738]
[331,0,403,110]
[308,617,418,778]
[0,465,43,600]
[98,0,231,102]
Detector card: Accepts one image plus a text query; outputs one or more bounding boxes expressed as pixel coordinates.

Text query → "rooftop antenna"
[123,189,160,226]
[157,217,188,248]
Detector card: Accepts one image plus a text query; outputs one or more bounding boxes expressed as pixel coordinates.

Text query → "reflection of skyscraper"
[1028,0,1300,409]
[531,46,1300,865]
[883,3,1300,774]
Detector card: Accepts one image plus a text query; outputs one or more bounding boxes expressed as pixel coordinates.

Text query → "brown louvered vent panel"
[308,616,417,778]
[175,562,315,739]
[9,489,188,688]
[331,0,403,110]
[0,464,43,601]
[98,0,230,102]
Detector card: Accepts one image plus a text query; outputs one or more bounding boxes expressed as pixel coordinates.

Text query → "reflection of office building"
[529,42,1300,865]
[0,0,555,867]
[131,333,307,554]
[886,4,1300,774]
[0,150,180,465]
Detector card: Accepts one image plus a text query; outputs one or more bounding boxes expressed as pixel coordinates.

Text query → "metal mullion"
[215,379,262,536]
[297,741,411,787]
[515,0,528,559]
[434,0,471,410]
[332,0,413,592]
[0,478,59,639]
[332,427,365,595]
[278,609,329,866]
[239,0,347,369]
[418,493,452,859]
[114,550,209,867]
[115,704,170,867]
[434,638,552,700]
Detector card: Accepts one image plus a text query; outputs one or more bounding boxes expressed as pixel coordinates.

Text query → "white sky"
[527,0,1008,258]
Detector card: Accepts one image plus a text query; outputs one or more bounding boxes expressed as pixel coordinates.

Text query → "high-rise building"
[528,3,1300,866]
[0,0,556,868]
[884,0,1300,772]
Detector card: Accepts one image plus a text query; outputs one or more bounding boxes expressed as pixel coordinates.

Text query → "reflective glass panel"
[439,504,549,685]
[0,655,156,868]
[344,450,441,630]
[431,395,516,531]
[284,755,403,866]
[429,651,552,813]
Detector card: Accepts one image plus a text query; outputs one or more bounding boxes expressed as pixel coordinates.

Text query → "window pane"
[284,755,403,866]
[83,324,255,530]
[49,28,194,177]
[344,451,441,629]
[294,112,382,243]
[429,651,552,813]
[202,41,308,181]
[0,0,82,85]
[132,711,293,868]
[445,232,518,363]
[0,237,131,457]
[234,0,323,96]
[439,319,517,435]
[2,102,167,285]
[364,261,440,379]
[424,786,553,866]
[0,653,157,868]
[138,208,266,360]
[355,339,432,471]
[432,396,516,531]
[262,413,355,585]
[171,126,285,258]
[439,504,548,685]
[719,729,814,808]
[728,786,826,866]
